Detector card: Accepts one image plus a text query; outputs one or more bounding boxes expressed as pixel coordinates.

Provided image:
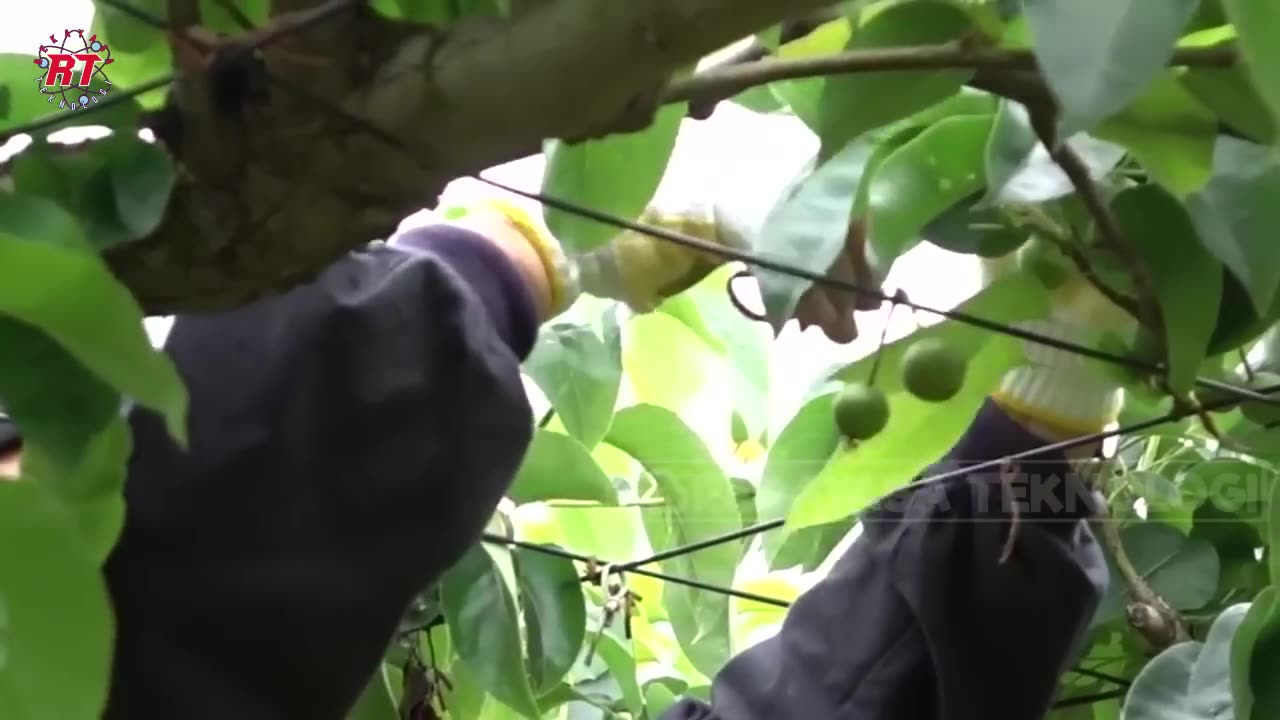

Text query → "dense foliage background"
[3,0,1280,718]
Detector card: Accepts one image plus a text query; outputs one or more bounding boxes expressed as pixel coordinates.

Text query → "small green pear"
[902,338,969,403]
[833,382,890,441]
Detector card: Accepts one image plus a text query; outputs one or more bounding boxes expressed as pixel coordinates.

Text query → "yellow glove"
[438,198,582,319]
[574,198,743,313]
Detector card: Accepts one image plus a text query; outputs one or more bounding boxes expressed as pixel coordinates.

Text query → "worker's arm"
[102,215,552,718]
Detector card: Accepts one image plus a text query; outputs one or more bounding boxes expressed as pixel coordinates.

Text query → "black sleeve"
[103,228,542,719]
[661,400,1110,720]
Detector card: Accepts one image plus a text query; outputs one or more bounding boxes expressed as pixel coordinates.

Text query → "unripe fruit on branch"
[902,337,968,403]
[833,383,889,441]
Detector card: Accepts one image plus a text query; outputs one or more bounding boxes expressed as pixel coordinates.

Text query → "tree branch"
[1092,464,1190,650]
[1095,513,1191,649]
[1049,141,1161,330]
[664,43,1237,109]
[94,0,838,313]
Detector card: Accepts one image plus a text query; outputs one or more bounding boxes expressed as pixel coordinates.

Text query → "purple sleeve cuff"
[390,224,540,360]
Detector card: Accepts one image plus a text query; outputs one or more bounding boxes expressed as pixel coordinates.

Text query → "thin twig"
[1048,142,1160,330]
[1047,236,1142,320]
[665,43,1237,107]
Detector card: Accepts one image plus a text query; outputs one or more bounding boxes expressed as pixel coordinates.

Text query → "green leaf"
[509,430,619,506]
[347,664,400,720]
[922,199,1028,258]
[643,682,679,718]
[1111,185,1222,394]
[542,102,685,253]
[1185,136,1280,315]
[1021,0,1200,138]
[0,480,114,720]
[982,104,1128,204]
[1123,604,1248,719]
[524,322,621,449]
[753,137,877,329]
[607,405,741,678]
[98,0,168,53]
[593,632,644,717]
[441,544,541,718]
[513,547,586,695]
[1182,46,1277,145]
[770,19,853,130]
[817,0,974,158]
[659,265,772,439]
[1094,523,1220,628]
[1222,0,1280,134]
[0,197,187,442]
[787,274,1047,531]
[24,416,130,564]
[10,137,159,251]
[1132,470,1195,534]
[1269,472,1280,582]
[623,311,718,420]
[1094,73,1218,196]
[993,133,1126,204]
[864,113,994,279]
[981,99,1042,206]
[1230,588,1278,720]
[732,84,786,115]
[106,136,176,239]
[756,391,843,569]
[0,318,119,474]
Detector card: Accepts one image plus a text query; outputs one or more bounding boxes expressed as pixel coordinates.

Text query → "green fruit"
[1015,234,1071,289]
[730,410,750,445]
[901,338,968,403]
[1241,371,1280,425]
[833,382,890,441]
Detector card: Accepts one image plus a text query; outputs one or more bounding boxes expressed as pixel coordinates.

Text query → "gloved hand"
[426,199,580,322]
[432,192,882,344]
[983,252,1136,442]
[573,198,880,344]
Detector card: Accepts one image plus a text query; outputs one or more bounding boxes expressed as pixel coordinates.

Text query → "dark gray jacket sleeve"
[103,227,542,719]
[661,401,1110,720]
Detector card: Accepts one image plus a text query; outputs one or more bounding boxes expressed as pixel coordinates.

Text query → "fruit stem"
[866,291,903,386]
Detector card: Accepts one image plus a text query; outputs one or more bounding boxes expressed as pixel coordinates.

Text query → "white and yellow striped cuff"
[992,319,1124,436]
